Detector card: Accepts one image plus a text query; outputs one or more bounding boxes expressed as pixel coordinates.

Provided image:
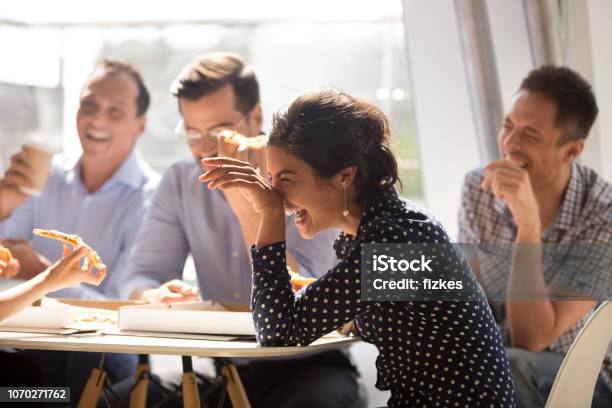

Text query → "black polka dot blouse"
[250,188,517,407]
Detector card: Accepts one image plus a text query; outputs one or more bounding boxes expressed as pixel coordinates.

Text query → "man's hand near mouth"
[482,159,541,239]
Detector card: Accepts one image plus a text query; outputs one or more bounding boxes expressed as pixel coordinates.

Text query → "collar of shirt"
[65,149,147,194]
[358,187,402,227]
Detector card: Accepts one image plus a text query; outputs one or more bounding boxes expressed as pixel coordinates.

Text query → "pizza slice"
[289,270,317,291]
[0,247,13,263]
[213,130,268,152]
[32,229,105,269]
[226,133,268,151]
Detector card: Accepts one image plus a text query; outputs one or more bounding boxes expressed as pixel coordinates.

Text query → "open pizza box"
[1,299,73,330]
[117,301,256,337]
[0,298,142,333]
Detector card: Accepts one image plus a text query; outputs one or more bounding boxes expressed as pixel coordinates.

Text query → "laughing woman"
[200,89,516,407]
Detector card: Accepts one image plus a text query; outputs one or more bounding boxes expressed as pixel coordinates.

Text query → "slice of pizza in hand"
[33,229,105,269]
[0,247,13,263]
[0,247,17,277]
[214,129,268,152]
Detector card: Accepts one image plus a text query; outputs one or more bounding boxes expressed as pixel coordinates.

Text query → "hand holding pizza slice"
[33,229,105,270]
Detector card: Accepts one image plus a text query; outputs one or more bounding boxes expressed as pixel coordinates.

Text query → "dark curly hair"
[268,89,400,205]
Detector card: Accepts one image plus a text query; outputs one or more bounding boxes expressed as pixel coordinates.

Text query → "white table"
[0,330,359,408]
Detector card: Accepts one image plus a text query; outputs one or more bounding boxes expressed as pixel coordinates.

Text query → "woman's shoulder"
[358,188,450,244]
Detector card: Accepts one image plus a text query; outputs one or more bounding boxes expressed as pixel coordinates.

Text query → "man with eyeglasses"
[116,52,364,408]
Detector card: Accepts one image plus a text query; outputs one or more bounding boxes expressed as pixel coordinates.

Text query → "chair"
[545,301,612,408]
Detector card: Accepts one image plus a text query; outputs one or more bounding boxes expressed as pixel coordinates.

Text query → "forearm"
[117,208,189,300]
[0,270,53,322]
[122,274,167,301]
[251,242,299,345]
[256,209,285,248]
[0,191,14,221]
[224,190,262,249]
[506,226,555,350]
[0,186,33,231]
[0,210,10,222]
[251,241,368,347]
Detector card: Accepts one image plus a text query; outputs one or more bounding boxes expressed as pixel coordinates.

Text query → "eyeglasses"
[174,114,250,145]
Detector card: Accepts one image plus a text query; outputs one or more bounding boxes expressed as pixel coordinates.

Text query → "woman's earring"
[342,182,349,217]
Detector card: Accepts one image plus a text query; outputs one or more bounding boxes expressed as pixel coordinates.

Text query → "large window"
[0,4,423,199]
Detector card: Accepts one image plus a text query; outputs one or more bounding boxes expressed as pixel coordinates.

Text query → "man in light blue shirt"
[0,58,160,402]
[0,59,159,300]
[115,53,363,408]
[1,151,158,299]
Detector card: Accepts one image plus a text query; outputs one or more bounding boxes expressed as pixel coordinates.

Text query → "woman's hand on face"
[43,245,106,292]
[200,157,283,215]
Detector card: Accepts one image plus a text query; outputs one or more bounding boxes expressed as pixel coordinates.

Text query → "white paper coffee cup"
[19,142,56,196]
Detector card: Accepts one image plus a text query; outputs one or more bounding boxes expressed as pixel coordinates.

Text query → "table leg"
[129,354,149,408]
[182,355,201,408]
[221,363,251,408]
[77,367,107,408]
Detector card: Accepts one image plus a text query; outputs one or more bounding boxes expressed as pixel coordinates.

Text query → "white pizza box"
[0,298,128,331]
[0,300,72,329]
[118,301,256,336]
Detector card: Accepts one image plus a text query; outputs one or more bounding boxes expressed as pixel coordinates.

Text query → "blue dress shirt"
[0,150,160,299]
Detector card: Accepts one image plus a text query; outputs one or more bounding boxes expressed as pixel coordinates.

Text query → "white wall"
[485,0,533,112]
[585,0,612,182]
[401,0,481,239]
[565,0,603,174]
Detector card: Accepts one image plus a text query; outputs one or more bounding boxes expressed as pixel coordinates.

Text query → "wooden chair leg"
[77,368,107,408]
[129,354,150,408]
[181,356,201,408]
[221,363,251,408]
